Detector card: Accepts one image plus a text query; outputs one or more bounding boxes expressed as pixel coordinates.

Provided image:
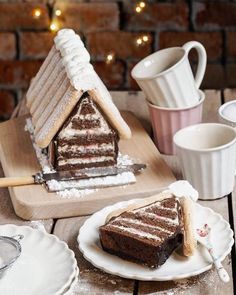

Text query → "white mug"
[173,123,236,200]
[131,41,207,108]
[218,100,236,127]
[218,100,236,175]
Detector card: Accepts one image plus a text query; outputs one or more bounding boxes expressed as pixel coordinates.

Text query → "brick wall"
[0,0,236,119]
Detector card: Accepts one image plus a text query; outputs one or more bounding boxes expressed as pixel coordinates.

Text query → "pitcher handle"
[182,41,207,89]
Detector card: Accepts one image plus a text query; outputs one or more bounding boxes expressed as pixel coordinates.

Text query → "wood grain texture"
[53,216,134,294]
[0,175,34,187]
[224,88,236,103]
[0,112,175,220]
[111,91,151,134]
[202,90,221,123]
[138,90,234,294]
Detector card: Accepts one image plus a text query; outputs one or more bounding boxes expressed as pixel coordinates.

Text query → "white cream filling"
[58,143,115,153]
[60,128,112,137]
[58,156,114,166]
[112,218,173,235]
[109,224,162,241]
[137,202,178,214]
[137,212,179,225]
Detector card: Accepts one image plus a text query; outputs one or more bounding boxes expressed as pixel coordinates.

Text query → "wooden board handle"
[0,176,35,187]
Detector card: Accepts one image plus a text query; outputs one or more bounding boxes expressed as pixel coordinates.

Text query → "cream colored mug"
[131,41,207,108]
[218,100,236,175]
[174,123,236,200]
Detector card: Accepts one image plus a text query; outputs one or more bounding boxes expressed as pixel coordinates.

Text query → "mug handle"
[182,41,207,89]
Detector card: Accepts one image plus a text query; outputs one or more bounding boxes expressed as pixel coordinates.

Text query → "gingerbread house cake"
[26,29,131,172]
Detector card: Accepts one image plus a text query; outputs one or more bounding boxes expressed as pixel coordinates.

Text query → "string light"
[136,38,143,46]
[139,1,146,8]
[136,35,149,46]
[142,35,149,42]
[106,53,115,64]
[32,8,42,19]
[55,9,62,16]
[135,1,146,13]
[134,1,148,46]
[50,21,59,32]
[49,3,61,32]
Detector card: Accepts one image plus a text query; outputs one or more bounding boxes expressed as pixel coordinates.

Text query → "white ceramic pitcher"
[131,41,207,108]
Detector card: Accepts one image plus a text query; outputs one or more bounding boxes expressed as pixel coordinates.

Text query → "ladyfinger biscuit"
[26,46,58,108]
[35,86,82,148]
[34,78,71,134]
[180,197,196,256]
[32,70,67,125]
[88,75,131,139]
[30,58,65,116]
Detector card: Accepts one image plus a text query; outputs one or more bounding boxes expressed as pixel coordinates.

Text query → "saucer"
[78,200,233,281]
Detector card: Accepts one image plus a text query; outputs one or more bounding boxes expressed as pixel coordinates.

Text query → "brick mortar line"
[15,30,20,60]
[222,30,227,66]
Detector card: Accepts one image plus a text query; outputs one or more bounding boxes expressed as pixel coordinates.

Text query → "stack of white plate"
[0,224,78,295]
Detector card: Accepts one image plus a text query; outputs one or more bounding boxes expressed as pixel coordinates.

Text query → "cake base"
[101,232,183,268]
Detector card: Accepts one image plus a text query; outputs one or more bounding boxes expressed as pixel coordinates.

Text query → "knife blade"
[0,164,147,189]
[35,163,147,183]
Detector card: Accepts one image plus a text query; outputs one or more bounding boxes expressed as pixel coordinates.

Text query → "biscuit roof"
[26,29,131,149]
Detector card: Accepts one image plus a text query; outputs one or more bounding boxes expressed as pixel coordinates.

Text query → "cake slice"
[99,194,195,268]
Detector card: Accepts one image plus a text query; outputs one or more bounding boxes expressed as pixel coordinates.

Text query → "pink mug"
[148,90,205,155]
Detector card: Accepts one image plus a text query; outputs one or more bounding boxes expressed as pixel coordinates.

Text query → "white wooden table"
[0,90,235,294]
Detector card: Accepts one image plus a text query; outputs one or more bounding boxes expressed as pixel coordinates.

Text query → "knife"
[0,164,146,188]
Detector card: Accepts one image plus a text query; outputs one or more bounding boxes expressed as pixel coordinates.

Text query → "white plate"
[62,267,79,295]
[0,224,78,295]
[78,200,234,281]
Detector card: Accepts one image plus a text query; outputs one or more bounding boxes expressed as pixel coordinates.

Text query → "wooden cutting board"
[0,112,175,220]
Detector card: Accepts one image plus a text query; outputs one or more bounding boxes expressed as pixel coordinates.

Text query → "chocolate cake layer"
[71,118,101,130]
[57,134,118,146]
[54,92,119,171]
[99,197,183,268]
[80,98,96,115]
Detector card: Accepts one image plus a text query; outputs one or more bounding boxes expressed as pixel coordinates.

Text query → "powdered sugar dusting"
[117,153,133,166]
[25,118,54,173]
[47,172,136,192]
[27,220,47,232]
[58,188,96,199]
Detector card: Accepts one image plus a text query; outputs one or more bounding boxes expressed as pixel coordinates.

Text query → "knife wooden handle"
[0,176,35,187]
